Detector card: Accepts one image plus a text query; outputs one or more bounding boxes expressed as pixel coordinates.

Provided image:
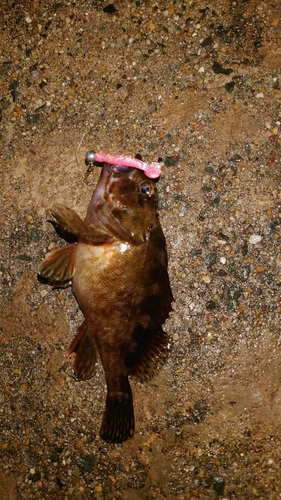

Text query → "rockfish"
[39,152,173,443]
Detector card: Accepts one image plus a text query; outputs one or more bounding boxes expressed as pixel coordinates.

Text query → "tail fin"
[100,380,135,443]
[67,321,97,380]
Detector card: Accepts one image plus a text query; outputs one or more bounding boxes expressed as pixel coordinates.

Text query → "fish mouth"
[104,163,137,193]
[86,162,139,242]
[106,163,133,176]
[90,162,134,208]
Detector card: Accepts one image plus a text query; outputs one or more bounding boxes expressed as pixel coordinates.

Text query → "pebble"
[30,70,40,78]
[40,290,48,297]
[249,235,262,244]
[179,206,188,217]
[202,275,211,283]
[72,466,80,478]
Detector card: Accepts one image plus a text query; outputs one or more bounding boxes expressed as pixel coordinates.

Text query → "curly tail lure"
[85,150,162,179]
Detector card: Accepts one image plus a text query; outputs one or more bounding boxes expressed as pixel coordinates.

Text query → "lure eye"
[141,184,150,194]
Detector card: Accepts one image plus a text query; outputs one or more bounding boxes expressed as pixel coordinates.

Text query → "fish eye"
[140,184,150,194]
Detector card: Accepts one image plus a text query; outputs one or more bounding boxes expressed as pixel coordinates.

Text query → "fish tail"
[100,378,135,443]
[67,321,97,380]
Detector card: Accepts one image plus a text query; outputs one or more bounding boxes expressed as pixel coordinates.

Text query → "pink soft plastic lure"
[90,151,162,179]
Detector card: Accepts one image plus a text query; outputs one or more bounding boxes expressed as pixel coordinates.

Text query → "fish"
[38,153,173,443]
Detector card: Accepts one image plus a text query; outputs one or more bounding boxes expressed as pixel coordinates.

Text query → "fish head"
[86,163,160,243]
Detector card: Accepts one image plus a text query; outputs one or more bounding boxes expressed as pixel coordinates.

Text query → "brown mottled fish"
[39,152,173,443]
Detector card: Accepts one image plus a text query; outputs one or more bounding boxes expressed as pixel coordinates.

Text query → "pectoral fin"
[38,243,76,285]
[51,204,110,243]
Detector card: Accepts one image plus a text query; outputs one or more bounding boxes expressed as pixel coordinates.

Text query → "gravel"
[1,0,281,498]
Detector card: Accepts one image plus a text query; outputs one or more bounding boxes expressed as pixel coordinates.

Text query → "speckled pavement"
[1,1,281,498]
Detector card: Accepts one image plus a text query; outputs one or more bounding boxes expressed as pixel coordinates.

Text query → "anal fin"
[38,243,76,285]
[100,379,135,443]
[67,321,97,380]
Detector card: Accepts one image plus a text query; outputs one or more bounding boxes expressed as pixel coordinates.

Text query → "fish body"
[39,162,173,442]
